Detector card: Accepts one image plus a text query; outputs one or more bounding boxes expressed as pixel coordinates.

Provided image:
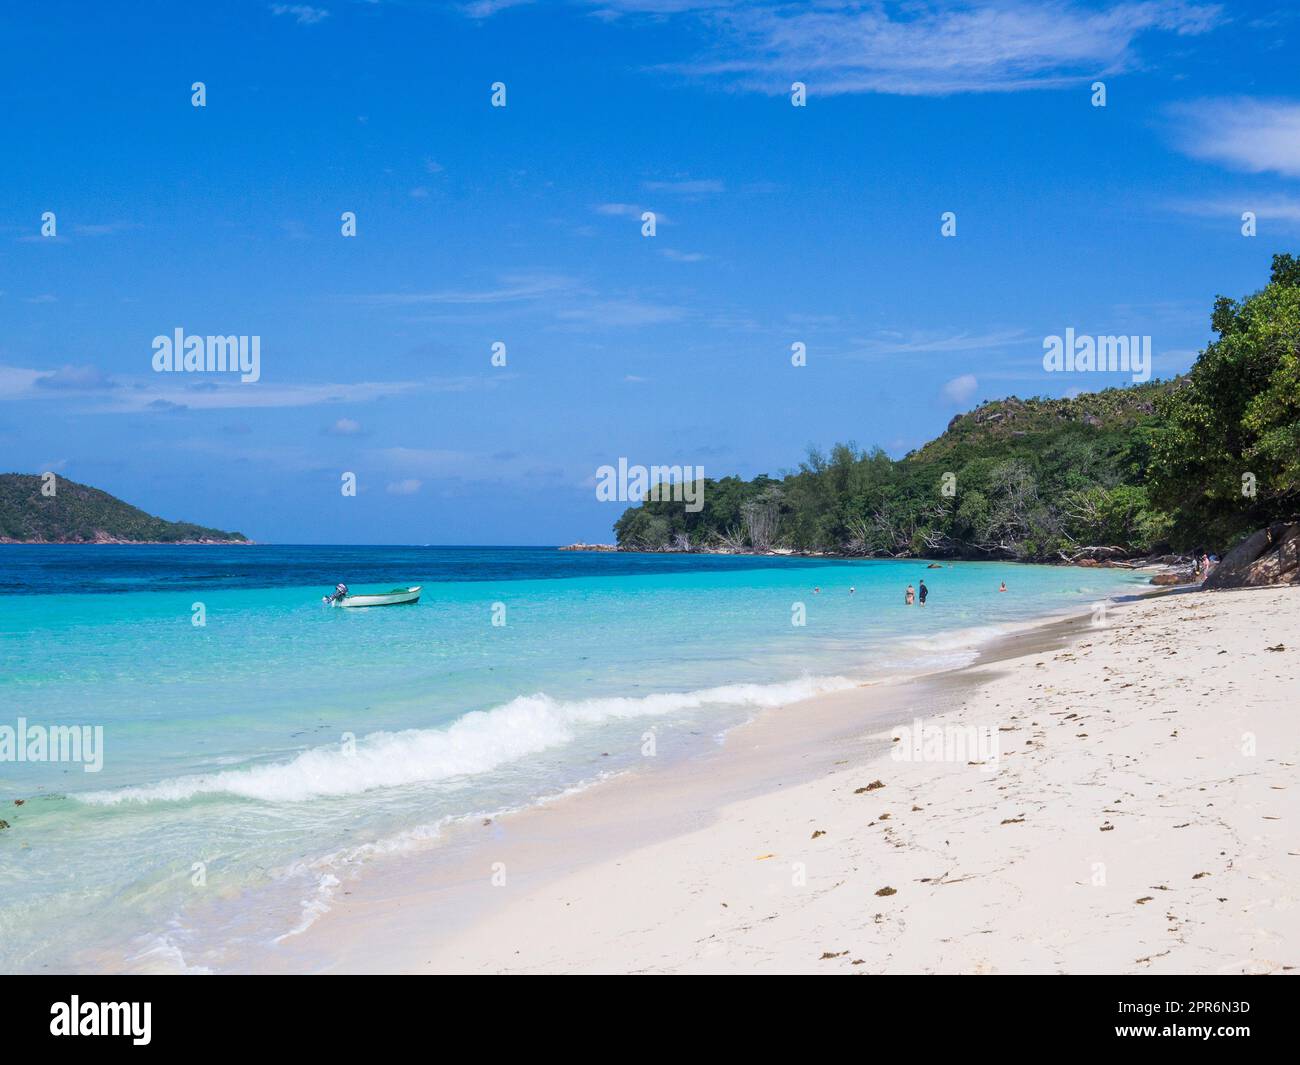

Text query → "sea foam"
[76,674,856,806]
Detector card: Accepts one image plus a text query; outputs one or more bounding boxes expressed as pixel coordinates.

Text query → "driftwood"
[1057,545,1129,563]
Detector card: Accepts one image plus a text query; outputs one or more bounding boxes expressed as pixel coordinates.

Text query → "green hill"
[910,381,1171,466]
[0,474,248,544]
[612,253,1300,561]
[612,380,1175,561]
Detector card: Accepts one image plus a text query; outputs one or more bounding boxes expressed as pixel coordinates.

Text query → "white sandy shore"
[272,585,1299,974]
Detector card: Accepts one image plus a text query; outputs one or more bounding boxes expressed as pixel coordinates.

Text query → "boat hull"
[331,586,421,608]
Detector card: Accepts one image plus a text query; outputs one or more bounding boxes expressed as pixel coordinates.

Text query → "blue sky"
[2,0,1298,544]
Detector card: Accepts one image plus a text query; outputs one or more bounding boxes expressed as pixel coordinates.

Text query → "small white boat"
[327,586,421,608]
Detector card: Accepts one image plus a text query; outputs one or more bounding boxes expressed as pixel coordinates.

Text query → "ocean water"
[0,545,1146,972]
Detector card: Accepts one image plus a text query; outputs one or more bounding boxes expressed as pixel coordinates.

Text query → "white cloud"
[461,0,533,17]
[386,479,423,495]
[942,373,979,405]
[70,222,136,237]
[0,366,46,398]
[270,4,329,25]
[108,379,426,413]
[553,298,686,327]
[33,364,115,391]
[1167,194,1300,228]
[1168,98,1300,177]
[0,365,479,412]
[593,203,669,224]
[840,329,1027,358]
[595,0,1224,96]
[326,417,363,436]
[355,272,575,306]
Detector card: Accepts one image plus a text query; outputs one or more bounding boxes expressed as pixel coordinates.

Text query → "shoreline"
[0,539,252,545]
[251,582,1299,975]
[560,543,1181,571]
[250,666,971,974]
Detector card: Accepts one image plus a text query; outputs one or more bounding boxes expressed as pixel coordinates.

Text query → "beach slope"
[406,586,1299,974]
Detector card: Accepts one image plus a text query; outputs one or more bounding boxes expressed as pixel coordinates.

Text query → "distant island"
[0,474,249,544]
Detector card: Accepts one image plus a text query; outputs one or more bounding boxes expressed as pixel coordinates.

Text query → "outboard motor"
[324,583,349,604]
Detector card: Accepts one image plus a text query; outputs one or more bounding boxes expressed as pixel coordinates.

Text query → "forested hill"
[912,385,1165,465]
[613,381,1174,561]
[0,474,248,544]
[612,254,1300,561]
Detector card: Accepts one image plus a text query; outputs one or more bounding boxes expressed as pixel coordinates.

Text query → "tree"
[1149,253,1300,548]
[742,487,783,551]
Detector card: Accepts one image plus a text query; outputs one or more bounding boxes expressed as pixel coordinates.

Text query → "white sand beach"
[271,584,1299,975]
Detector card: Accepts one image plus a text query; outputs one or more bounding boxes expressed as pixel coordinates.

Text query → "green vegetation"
[0,474,248,543]
[615,255,1300,560]
[1148,253,1300,549]
[614,385,1173,560]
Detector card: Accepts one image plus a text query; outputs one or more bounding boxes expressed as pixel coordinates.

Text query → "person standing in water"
[905,584,915,605]
[999,581,1007,593]
[918,580,928,606]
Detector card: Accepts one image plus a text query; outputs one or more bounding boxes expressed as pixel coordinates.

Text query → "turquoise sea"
[0,545,1146,972]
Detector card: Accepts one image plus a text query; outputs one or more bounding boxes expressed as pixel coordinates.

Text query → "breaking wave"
[77,675,856,806]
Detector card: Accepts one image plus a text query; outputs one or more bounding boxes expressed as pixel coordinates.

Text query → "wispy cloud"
[70,221,137,237]
[839,329,1029,358]
[0,366,47,398]
[593,202,669,224]
[105,379,431,413]
[0,365,482,412]
[355,270,692,331]
[33,364,116,391]
[375,445,592,492]
[641,178,724,196]
[1167,194,1300,229]
[586,0,1224,96]
[461,0,534,18]
[270,4,329,25]
[354,272,576,306]
[375,447,472,475]
[554,297,687,327]
[1168,98,1300,177]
